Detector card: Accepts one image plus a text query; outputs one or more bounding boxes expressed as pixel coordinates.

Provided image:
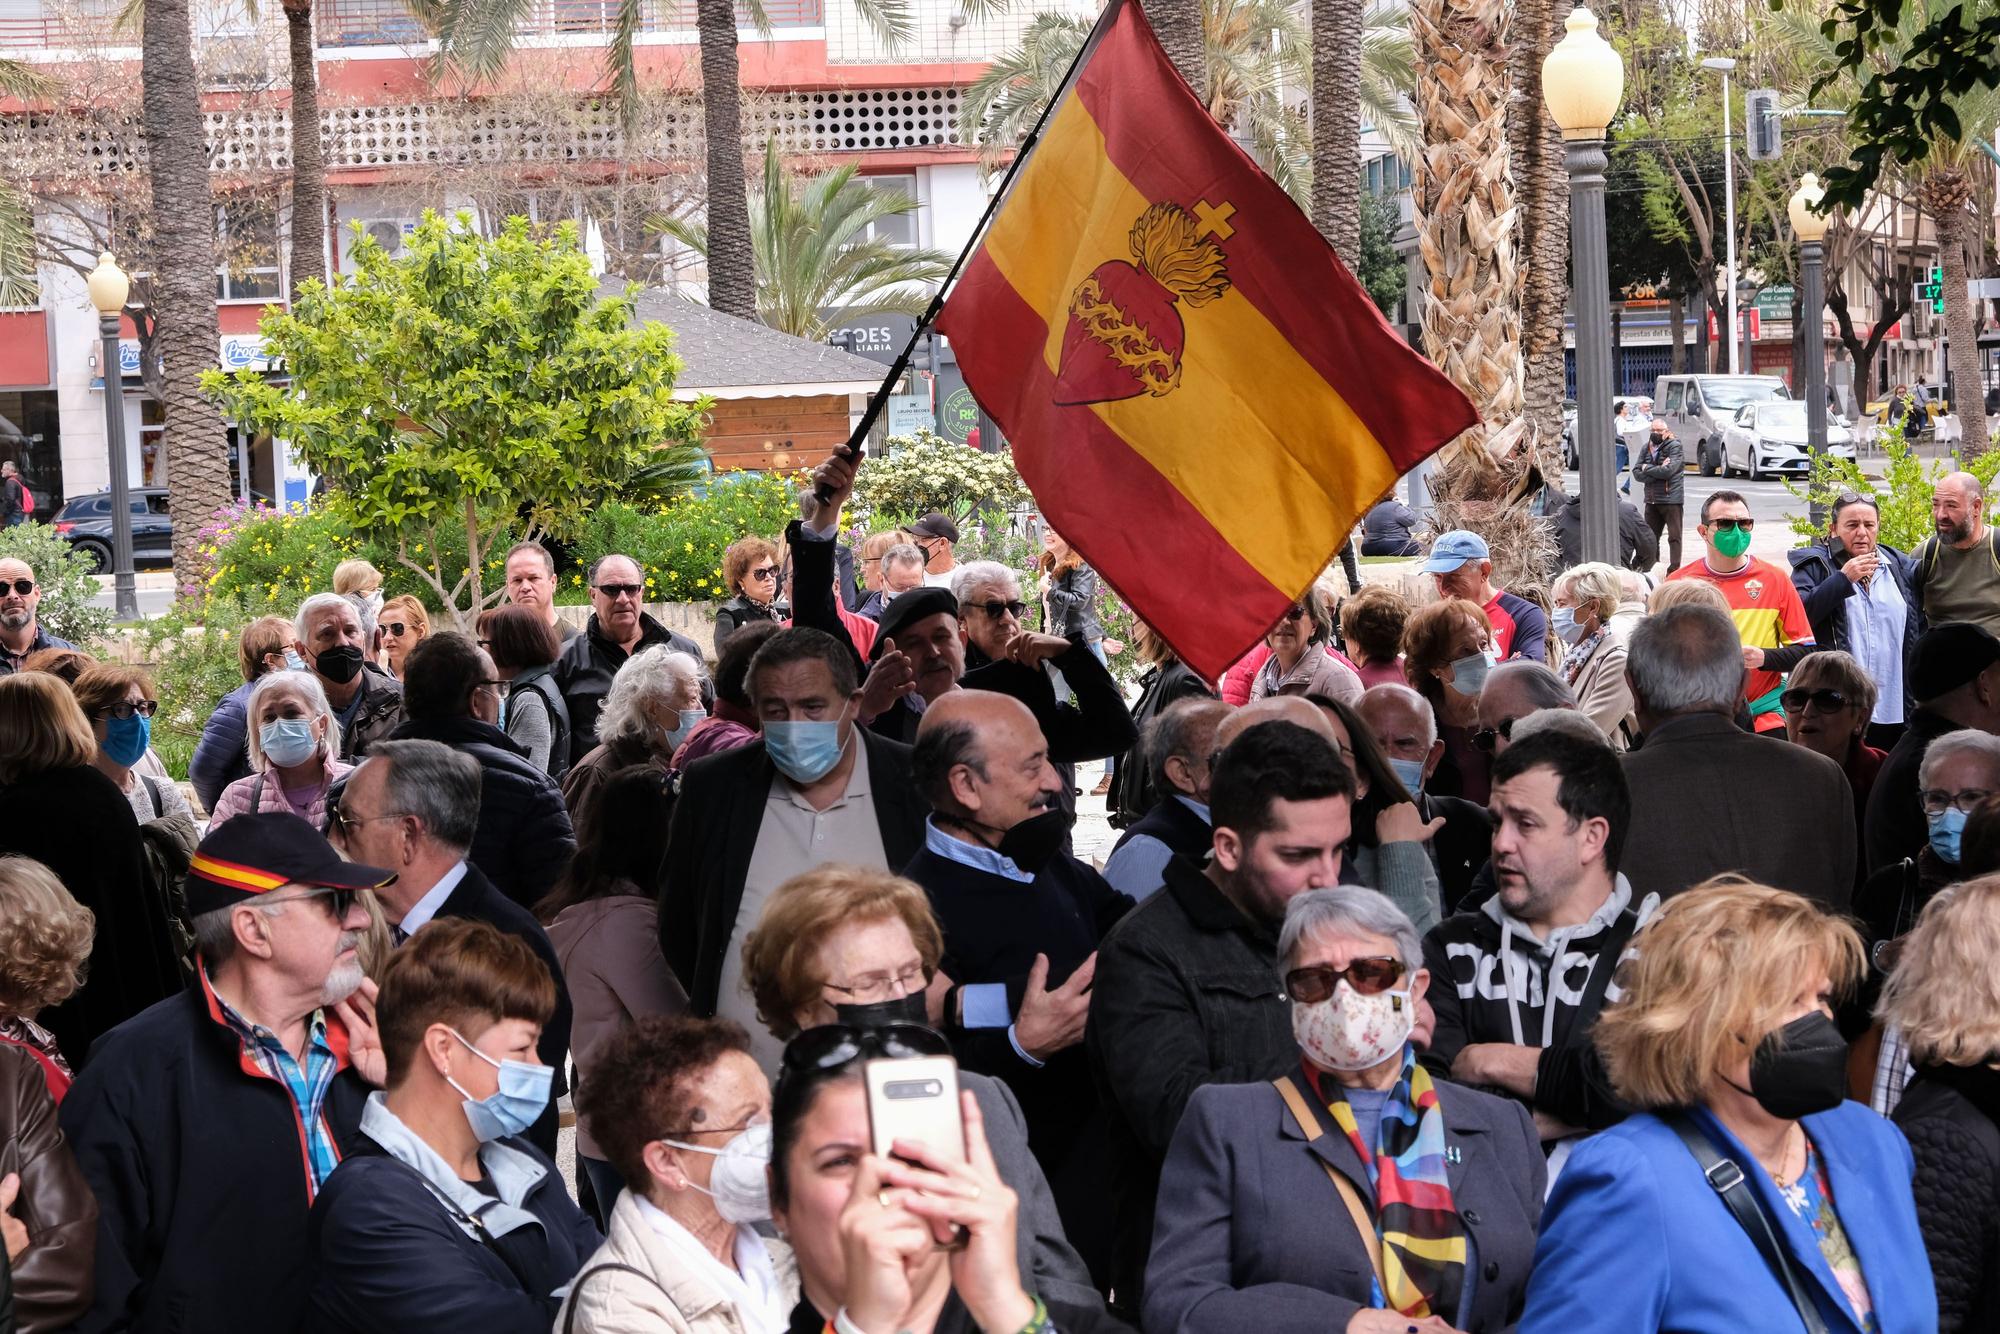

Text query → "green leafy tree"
[850,430,1031,524]
[0,60,52,308]
[658,141,953,342]
[1785,423,2000,547]
[201,212,708,629]
[1355,191,1406,315]
[0,524,113,646]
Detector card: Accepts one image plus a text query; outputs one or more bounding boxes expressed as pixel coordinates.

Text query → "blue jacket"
[1519,1101,1937,1334]
[189,679,255,813]
[307,1095,600,1334]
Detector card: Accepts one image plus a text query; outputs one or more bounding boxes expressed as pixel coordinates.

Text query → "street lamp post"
[1700,56,1739,373]
[1790,173,1833,526]
[1738,276,1757,376]
[1544,6,1625,566]
[85,253,139,622]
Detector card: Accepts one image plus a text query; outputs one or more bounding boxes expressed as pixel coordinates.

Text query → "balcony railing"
[319,0,822,47]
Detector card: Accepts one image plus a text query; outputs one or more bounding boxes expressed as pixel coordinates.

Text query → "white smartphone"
[864,1055,966,1167]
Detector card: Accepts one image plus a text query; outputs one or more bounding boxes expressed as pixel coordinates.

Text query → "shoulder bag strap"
[560,1262,671,1334]
[250,772,266,810]
[1271,1077,1389,1301]
[1661,1113,1828,1334]
[141,774,162,820]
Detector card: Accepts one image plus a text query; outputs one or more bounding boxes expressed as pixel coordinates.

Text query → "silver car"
[1718,401,1855,480]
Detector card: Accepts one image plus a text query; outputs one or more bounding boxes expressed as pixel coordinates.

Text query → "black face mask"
[996,806,1074,875]
[314,644,366,685]
[834,994,929,1028]
[1735,1011,1849,1121]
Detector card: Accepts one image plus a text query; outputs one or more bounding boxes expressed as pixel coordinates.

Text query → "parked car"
[1653,374,1793,476]
[53,487,269,572]
[1718,401,1856,479]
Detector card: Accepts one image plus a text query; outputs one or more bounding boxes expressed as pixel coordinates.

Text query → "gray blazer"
[1144,1068,1545,1334]
[963,1069,1100,1313]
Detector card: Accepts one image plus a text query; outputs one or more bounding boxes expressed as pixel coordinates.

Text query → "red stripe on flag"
[1071,3,1477,469]
[941,250,1287,682]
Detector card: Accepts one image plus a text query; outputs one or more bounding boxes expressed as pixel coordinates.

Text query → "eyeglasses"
[99,699,159,720]
[1284,957,1405,1003]
[0,579,33,596]
[1920,788,1997,817]
[328,804,405,838]
[1780,687,1850,714]
[477,679,505,691]
[780,1022,952,1074]
[823,962,928,1004]
[384,622,409,637]
[1471,718,1518,753]
[968,599,1027,620]
[266,885,360,919]
[595,583,644,600]
[748,566,778,583]
[1708,518,1755,533]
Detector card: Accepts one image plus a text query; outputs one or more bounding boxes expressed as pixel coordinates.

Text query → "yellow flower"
[683,542,694,553]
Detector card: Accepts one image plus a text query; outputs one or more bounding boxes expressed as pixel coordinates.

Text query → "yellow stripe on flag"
[980,93,1401,593]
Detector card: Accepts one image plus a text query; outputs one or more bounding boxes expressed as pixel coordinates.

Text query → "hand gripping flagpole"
[811,0,1130,507]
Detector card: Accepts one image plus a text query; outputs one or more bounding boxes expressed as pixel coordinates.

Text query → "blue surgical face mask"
[495,694,508,730]
[666,706,707,753]
[764,703,852,784]
[1387,756,1427,796]
[260,718,320,769]
[1552,607,1589,646]
[445,1028,552,1142]
[1448,650,1496,696]
[1929,808,1968,865]
[103,713,150,768]
[284,647,308,673]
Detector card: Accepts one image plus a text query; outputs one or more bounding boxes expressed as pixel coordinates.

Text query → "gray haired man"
[296,591,403,760]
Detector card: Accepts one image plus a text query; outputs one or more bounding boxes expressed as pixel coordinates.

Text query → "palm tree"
[963,0,1415,213]
[142,0,234,587]
[657,140,952,340]
[1509,0,1569,457]
[1151,0,1207,96]
[0,60,52,308]
[428,0,919,322]
[283,0,326,301]
[1309,0,1361,265]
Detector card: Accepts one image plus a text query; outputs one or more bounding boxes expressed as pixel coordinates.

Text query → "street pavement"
[1558,465,1815,566]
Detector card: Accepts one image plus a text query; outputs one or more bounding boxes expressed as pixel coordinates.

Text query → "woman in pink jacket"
[206,670,353,830]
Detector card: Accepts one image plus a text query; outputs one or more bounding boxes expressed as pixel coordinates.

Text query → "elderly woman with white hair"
[1551,562,1636,749]
[207,669,352,829]
[1146,886,1545,1334]
[1857,730,2000,980]
[560,646,705,825]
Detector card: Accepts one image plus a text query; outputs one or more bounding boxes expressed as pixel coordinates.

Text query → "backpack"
[19,481,34,517]
[1913,529,2000,601]
[511,670,572,782]
[136,775,200,979]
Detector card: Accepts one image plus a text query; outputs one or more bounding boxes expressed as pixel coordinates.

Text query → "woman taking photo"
[1550,563,1636,750]
[479,604,570,779]
[1145,887,1542,1334]
[1401,599,1497,802]
[1879,875,2000,1331]
[715,538,784,654]
[190,614,297,812]
[557,1016,792,1334]
[308,917,599,1332]
[207,671,351,829]
[379,594,430,679]
[1251,587,1362,705]
[1519,879,1936,1333]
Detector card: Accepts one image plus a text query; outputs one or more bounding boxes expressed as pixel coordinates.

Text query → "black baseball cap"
[1909,622,2000,703]
[908,513,960,544]
[187,812,395,917]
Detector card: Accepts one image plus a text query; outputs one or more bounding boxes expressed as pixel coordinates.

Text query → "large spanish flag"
[936,0,1478,682]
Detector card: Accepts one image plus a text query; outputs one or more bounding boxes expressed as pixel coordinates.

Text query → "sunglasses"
[968,599,1027,620]
[1780,687,1849,714]
[1708,518,1755,533]
[1471,717,1517,753]
[264,885,360,919]
[384,622,409,637]
[780,1022,952,1074]
[748,566,779,583]
[0,579,33,596]
[99,699,159,720]
[595,583,644,599]
[1284,957,1405,1003]
[1278,604,1309,622]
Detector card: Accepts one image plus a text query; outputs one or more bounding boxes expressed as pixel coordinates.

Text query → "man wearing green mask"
[1665,490,1815,733]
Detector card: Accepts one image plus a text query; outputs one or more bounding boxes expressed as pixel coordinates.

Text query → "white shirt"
[397,859,471,939]
[634,1196,790,1334]
[924,568,956,588]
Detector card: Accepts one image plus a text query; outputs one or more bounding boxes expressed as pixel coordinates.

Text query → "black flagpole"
[812,0,1127,505]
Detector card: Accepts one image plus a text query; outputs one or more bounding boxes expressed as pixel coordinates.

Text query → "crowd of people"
[0,441,1996,1334]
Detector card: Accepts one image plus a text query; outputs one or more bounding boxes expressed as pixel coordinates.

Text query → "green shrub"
[566,474,804,604]
[851,431,1031,525]
[200,502,487,625]
[1786,425,2000,549]
[0,523,113,646]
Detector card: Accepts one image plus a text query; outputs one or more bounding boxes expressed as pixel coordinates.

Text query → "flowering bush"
[851,430,1031,524]
[566,473,805,604]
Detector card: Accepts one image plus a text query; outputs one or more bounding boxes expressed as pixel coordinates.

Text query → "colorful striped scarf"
[1308,1053,1466,1318]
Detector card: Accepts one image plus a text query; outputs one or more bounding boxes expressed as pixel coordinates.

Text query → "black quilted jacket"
[1893,1060,2000,1332]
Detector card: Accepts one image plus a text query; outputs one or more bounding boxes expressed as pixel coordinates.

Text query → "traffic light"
[1746,89,1782,161]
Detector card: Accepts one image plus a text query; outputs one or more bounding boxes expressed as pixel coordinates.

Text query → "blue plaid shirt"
[205,972,346,1197]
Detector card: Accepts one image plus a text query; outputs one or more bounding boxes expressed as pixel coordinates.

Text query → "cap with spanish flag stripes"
[187,812,396,917]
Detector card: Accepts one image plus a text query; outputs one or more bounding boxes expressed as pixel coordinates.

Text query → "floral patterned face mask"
[1293,980,1415,1072]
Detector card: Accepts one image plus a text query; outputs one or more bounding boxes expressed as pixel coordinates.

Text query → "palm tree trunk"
[695,0,756,319]
[285,0,326,301]
[142,0,232,587]
[1149,0,1207,101]
[1310,0,1362,267]
[1925,170,1986,456]
[1509,0,1568,470]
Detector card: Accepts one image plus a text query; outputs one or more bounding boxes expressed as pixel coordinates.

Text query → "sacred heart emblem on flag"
[1053,200,1234,407]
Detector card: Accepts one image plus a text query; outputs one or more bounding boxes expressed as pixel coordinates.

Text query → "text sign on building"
[825,314,920,366]
[886,393,934,440]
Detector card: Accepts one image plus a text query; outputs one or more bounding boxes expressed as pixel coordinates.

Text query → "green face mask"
[1711,524,1752,559]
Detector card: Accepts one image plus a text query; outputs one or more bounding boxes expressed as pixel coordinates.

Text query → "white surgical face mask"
[662,1121,772,1223]
[1293,979,1415,1072]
